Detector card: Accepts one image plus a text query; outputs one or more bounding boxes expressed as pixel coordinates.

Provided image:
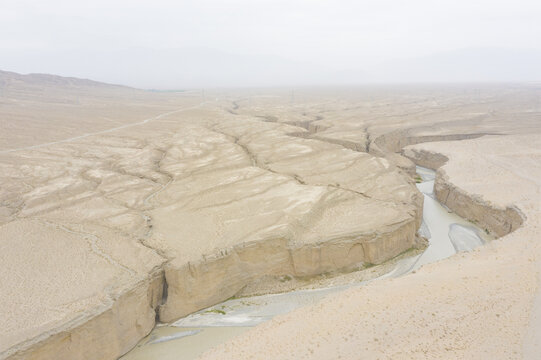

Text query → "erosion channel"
[121,166,491,360]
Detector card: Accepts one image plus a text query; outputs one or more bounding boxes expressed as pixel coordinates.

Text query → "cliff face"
[0,74,422,359]
[200,133,541,360]
[404,147,525,237]
[4,79,540,360]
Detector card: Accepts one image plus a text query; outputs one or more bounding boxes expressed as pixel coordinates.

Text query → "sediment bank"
[159,216,418,322]
[2,114,423,360]
[404,147,525,237]
[123,164,492,359]
[198,134,540,360]
[4,271,164,360]
[5,82,539,360]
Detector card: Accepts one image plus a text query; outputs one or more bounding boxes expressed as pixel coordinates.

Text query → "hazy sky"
[2,0,541,87]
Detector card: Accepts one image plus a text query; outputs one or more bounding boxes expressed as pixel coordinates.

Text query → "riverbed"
[121,166,491,360]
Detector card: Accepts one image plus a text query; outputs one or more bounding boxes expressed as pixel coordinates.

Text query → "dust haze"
[3,1,541,359]
[2,0,541,88]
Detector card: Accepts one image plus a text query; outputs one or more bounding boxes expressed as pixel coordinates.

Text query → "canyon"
[1,72,540,359]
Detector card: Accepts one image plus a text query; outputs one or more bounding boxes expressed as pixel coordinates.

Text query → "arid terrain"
[1,71,540,359]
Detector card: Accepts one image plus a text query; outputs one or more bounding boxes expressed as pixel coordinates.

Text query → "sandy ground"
[200,134,541,359]
[122,166,490,359]
[1,71,541,359]
[1,73,422,358]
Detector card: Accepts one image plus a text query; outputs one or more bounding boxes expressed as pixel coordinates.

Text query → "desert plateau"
[0,68,539,359]
[5,0,541,358]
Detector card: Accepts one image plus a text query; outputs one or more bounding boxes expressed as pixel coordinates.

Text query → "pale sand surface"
[200,134,541,359]
[122,165,490,359]
[121,327,251,360]
[1,74,422,358]
[2,73,541,359]
[0,70,200,152]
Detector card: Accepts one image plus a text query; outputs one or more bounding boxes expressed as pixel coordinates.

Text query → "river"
[121,166,491,360]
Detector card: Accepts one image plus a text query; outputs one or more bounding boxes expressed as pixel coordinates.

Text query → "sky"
[1,0,541,87]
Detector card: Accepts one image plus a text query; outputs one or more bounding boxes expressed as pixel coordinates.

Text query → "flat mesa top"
[1,73,540,359]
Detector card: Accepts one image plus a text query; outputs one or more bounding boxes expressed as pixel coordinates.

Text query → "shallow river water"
[121,166,491,360]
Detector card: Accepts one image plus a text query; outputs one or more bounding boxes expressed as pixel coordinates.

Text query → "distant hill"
[2,46,540,89]
[0,47,337,88]
[0,69,128,90]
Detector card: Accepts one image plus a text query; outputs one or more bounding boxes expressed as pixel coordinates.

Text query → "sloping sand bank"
[121,165,491,359]
[0,76,423,360]
[200,134,541,359]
